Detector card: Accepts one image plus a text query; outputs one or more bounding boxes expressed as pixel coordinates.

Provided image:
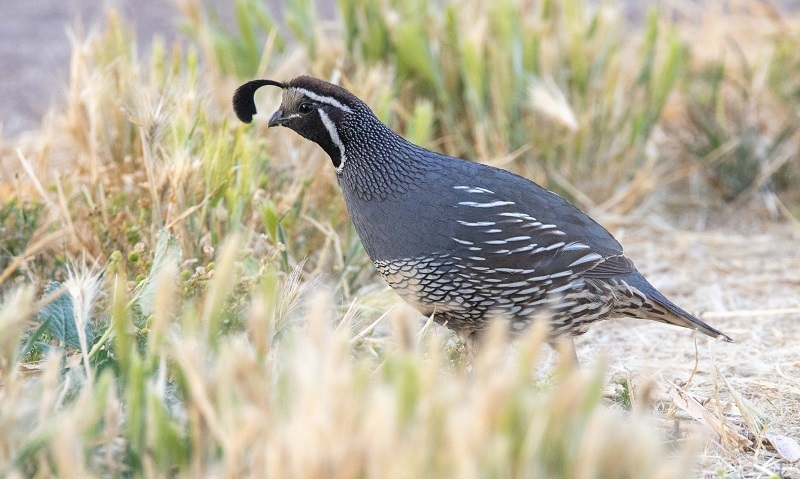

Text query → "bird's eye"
[298,102,314,114]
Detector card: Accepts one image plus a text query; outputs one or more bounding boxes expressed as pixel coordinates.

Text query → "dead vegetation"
[1,0,800,477]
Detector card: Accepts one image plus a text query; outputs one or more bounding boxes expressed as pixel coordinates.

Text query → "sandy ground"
[576,220,800,475]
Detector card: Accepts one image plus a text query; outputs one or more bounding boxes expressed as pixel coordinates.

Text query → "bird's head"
[233,76,366,172]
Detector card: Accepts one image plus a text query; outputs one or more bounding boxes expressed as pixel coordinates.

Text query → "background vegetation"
[1,0,799,477]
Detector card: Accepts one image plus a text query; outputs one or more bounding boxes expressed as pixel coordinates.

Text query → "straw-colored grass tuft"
[1,0,800,477]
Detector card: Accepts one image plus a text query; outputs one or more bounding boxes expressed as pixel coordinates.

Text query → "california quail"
[233,76,732,348]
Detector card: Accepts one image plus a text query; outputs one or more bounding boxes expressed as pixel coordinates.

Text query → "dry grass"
[581,219,800,477]
[1,0,800,477]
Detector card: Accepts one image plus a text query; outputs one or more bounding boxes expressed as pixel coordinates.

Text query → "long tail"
[612,272,733,342]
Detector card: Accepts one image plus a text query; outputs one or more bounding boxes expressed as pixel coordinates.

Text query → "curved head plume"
[232,79,286,123]
[232,75,376,173]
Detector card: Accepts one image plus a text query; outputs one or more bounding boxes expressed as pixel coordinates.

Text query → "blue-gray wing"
[347,151,635,281]
[425,159,636,280]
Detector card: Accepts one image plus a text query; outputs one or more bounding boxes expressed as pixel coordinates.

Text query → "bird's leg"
[458,330,483,364]
[550,336,580,369]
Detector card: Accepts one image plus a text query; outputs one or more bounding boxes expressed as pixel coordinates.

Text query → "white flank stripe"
[532,297,560,305]
[293,88,353,112]
[457,220,496,227]
[517,286,540,295]
[318,109,347,173]
[453,186,495,194]
[561,242,591,251]
[497,212,533,219]
[568,252,603,267]
[458,201,515,208]
[549,270,573,279]
[451,238,473,245]
[506,236,532,242]
[496,267,534,274]
[549,283,573,294]
[501,281,528,288]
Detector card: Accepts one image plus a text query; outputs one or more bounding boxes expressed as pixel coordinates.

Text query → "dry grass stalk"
[2,0,800,477]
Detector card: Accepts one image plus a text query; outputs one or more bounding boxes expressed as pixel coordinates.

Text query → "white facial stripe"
[317,108,347,172]
[293,88,353,113]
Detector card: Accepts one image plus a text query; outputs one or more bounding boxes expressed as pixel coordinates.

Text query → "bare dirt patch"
[578,220,800,477]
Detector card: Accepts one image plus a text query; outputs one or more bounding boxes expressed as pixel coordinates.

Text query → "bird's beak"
[268,109,286,128]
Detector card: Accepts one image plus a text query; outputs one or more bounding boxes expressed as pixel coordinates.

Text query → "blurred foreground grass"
[1,0,799,476]
[0,251,695,477]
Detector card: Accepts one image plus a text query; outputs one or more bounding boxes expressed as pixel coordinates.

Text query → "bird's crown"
[233,75,362,123]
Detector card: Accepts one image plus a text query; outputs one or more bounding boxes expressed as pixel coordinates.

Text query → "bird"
[232,75,732,356]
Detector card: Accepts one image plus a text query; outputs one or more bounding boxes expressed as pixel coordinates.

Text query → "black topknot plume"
[232,80,285,123]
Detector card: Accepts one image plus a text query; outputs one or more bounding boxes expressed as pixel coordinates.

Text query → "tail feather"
[614,272,733,342]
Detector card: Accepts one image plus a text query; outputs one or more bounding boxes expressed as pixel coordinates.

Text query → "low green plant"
[680,56,799,202]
